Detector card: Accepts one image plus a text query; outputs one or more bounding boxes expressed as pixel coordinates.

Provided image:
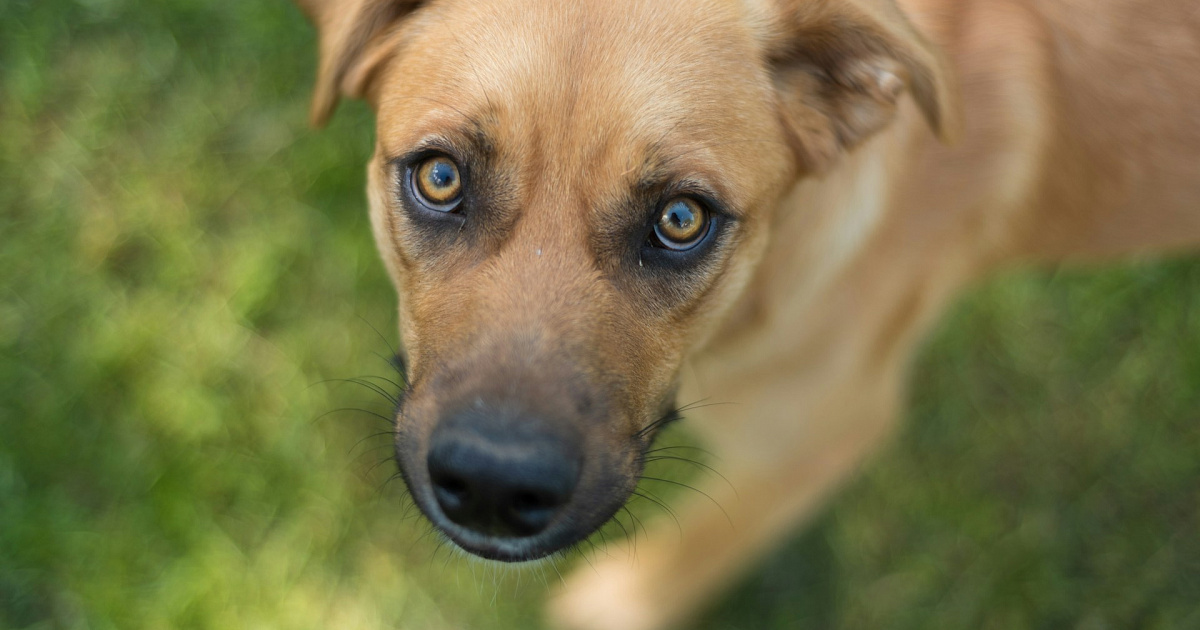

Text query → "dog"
[293,0,1200,627]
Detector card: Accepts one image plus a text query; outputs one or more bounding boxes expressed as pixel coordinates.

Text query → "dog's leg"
[548,356,907,630]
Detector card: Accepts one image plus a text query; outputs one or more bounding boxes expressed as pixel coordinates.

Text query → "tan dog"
[294,0,1200,627]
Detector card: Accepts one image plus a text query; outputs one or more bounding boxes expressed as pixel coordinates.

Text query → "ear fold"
[295,0,424,127]
[763,0,961,170]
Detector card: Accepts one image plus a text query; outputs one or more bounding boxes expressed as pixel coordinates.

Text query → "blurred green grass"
[1,1,1197,629]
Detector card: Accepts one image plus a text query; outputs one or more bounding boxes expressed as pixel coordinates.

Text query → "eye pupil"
[666,202,695,231]
[427,161,456,188]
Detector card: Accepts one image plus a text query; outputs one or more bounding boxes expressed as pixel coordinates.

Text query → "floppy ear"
[763,0,961,170]
[295,0,424,127]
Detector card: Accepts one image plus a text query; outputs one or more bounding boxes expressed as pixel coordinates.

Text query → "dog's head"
[298,0,957,561]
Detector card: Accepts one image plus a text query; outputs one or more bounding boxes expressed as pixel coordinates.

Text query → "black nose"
[426,417,581,538]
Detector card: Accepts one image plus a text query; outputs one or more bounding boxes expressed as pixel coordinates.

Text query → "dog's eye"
[412,155,463,210]
[651,197,709,250]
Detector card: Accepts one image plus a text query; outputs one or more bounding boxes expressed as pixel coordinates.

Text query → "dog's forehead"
[375,0,785,200]
[411,0,763,103]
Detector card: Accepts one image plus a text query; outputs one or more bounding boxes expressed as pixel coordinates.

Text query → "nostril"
[431,472,470,514]
[504,489,564,536]
[511,490,552,512]
[434,473,469,498]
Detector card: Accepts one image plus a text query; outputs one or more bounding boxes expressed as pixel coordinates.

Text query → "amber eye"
[412,155,462,210]
[652,197,709,250]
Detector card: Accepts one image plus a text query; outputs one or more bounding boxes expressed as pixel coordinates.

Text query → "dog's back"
[907,0,1200,259]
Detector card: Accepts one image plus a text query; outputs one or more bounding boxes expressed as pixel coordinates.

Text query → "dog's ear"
[295,0,424,127]
[762,0,961,170]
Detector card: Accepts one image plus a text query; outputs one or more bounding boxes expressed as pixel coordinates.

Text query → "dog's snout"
[426,417,581,538]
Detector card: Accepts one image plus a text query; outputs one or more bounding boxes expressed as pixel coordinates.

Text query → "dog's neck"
[701,103,924,357]
[677,97,992,429]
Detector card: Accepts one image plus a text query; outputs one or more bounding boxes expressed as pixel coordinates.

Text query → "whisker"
[638,475,733,527]
[344,377,401,407]
[348,430,400,455]
[596,529,611,557]
[644,444,717,458]
[357,314,399,362]
[315,376,400,407]
[358,373,405,392]
[635,398,737,439]
[375,470,406,498]
[631,490,682,539]
[366,451,399,476]
[373,351,408,379]
[633,488,679,519]
[621,505,647,541]
[578,541,600,576]
[311,406,393,425]
[548,556,567,587]
[675,399,737,414]
[635,407,682,439]
[643,455,738,498]
[608,507,632,543]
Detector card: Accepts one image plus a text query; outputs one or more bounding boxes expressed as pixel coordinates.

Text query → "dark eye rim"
[403,151,466,214]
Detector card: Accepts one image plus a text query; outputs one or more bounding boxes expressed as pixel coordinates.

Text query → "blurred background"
[2,1,1199,628]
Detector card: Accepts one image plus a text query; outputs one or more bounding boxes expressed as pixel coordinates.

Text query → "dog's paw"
[545,556,664,630]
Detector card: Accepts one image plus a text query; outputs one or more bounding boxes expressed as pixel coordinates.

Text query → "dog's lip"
[413,490,582,562]
[435,521,564,562]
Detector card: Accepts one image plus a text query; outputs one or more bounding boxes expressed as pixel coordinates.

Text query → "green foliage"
[2,2,539,628]
[2,2,1198,628]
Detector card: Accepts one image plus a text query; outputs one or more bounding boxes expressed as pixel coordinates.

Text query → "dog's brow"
[632,147,737,216]
[377,95,497,159]
[384,120,495,165]
[631,154,671,195]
